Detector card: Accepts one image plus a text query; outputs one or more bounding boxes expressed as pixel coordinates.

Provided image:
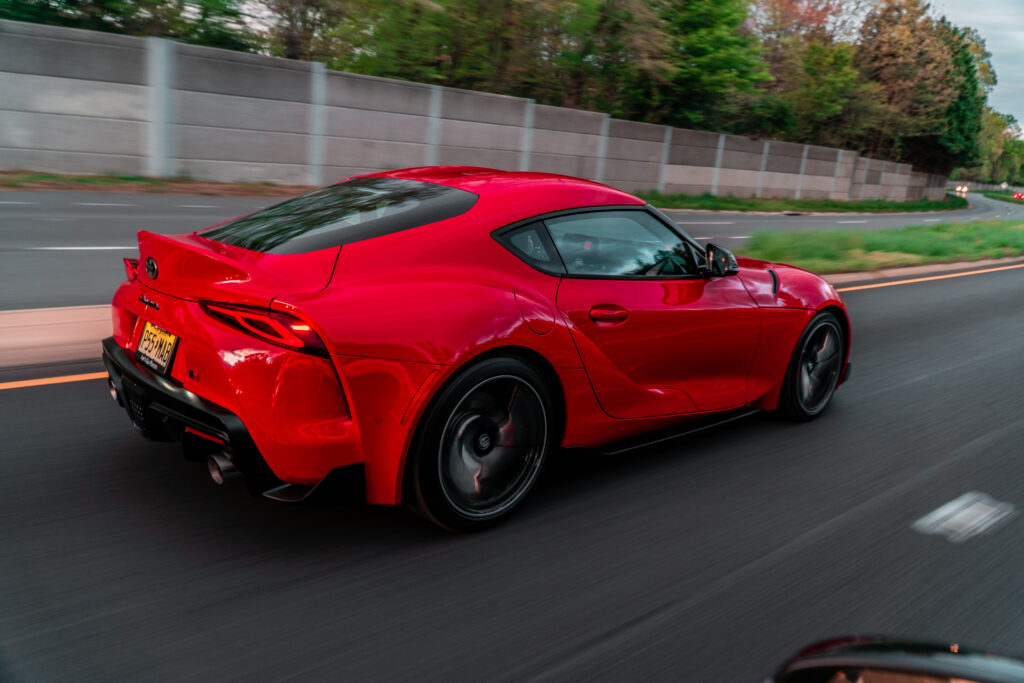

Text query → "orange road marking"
[0,371,108,391]
[836,263,1024,292]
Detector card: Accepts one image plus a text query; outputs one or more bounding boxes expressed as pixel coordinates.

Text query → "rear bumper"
[102,336,281,493]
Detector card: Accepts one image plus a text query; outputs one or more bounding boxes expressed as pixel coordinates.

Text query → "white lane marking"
[36,218,73,222]
[923,219,941,223]
[836,220,867,224]
[676,221,735,225]
[912,492,1015,542]
[75,202,138,207]
[0,201,35,205]
[177,204,220,208]
[28,246,136,251]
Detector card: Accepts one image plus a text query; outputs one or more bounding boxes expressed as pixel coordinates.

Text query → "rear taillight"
[124,258,139,281]
[202,302,328,357]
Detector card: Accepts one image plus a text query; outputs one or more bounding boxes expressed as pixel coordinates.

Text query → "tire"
[407,357,554,532]
[776,311,845,421]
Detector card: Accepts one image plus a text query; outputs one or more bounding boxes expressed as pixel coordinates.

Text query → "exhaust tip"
[207,452,239,485]
[108,378,118,402]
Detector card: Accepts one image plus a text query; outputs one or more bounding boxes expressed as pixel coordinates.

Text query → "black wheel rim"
[438,375,547,519]
[797,321,843,414]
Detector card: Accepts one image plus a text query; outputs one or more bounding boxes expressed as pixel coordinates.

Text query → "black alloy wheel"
[408,357,553,531]
[777,311,845,421]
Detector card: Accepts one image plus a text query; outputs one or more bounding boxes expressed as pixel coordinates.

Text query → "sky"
[933,0,1024,124]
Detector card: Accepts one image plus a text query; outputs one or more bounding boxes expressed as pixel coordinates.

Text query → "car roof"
[365,166,644,208]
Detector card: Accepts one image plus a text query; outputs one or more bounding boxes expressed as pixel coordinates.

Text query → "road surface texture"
[2,190,1022,309]
[1,259,1022,681]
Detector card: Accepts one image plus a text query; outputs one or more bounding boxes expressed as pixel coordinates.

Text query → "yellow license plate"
[136,321,179,375]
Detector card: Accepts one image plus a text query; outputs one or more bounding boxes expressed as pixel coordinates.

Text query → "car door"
[548,208,761,418]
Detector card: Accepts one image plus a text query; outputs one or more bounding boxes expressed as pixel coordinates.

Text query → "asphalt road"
[2,265,1023,681]
[3,190,1023,309]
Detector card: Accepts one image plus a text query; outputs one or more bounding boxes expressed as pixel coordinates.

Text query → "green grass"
[640,190,967,213]
[981,190,1024,205]
[743,220,1024,273]
[0,172,169,188]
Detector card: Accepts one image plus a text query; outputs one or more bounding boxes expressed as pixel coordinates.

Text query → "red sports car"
[103,167,851,530]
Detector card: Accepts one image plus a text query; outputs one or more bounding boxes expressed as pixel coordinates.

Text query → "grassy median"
[742,220,1024,273]
[639,190,967,213]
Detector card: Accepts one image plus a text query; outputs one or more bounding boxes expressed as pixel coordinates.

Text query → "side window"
[497,222,565,273]
[545,210,698,278]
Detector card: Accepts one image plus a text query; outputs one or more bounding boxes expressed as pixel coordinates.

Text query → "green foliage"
[0,0,259,51]
[656,0,769,129]
[745,220,1024,273]
[637,190,967,213]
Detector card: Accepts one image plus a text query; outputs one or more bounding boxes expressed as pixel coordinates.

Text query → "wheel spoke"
[438,375,548,518]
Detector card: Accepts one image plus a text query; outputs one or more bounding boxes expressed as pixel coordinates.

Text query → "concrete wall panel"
[0,20,145,83]
[664,165,715,186]
[176,125,307,164]
[608,119,664,143]
[324,137,425,170]
[441,119,523,152]
[327,108,428,144]
[442,88,525,127]
[437,146,518,169]
[326,72,432,116]
[529,152,599,179]
[176,44,311,102]
[603,159,660,184]
[533,105,604,135]
[724,136,764,155]
[605,136,662,163]
[0,111,142,156]
[531,129,601,157]
[176,91,309,134]
[0,73,147,121]
[668,145,718,167]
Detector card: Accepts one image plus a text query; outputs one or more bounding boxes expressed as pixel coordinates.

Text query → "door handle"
[589,305,629,324]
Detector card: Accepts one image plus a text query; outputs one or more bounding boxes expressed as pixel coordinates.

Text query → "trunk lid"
[136,230,339,306]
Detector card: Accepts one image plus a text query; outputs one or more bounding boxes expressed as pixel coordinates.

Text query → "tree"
[1,0,258,50]
[656,0,770,130]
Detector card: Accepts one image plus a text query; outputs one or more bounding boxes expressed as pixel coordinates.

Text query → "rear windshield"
[200,177,478,254]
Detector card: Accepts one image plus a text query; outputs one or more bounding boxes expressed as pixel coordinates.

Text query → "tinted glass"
[201,177,478,254]
[498,222,565,273]
[545,210,698,277]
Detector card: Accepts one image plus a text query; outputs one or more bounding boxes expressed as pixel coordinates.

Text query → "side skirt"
[596,408,762,456]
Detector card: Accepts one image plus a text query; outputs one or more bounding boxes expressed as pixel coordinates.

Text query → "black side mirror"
[705,242,739,277]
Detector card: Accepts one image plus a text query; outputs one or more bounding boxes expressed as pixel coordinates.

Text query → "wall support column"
[830,149,843,199]
[145,37,175,178]
[711,133,726,195]
[594,114,610,182]
[794,144,809,200]
[657,126,672,193]
[756,140,770,198]
[425,85,443,166]
[307,62,326,187]
[518,99,535,172]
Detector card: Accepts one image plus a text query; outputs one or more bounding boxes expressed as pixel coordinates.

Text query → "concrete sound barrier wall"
[0,20,948,200]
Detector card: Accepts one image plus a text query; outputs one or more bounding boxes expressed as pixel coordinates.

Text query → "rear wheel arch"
[400,346,566,526]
